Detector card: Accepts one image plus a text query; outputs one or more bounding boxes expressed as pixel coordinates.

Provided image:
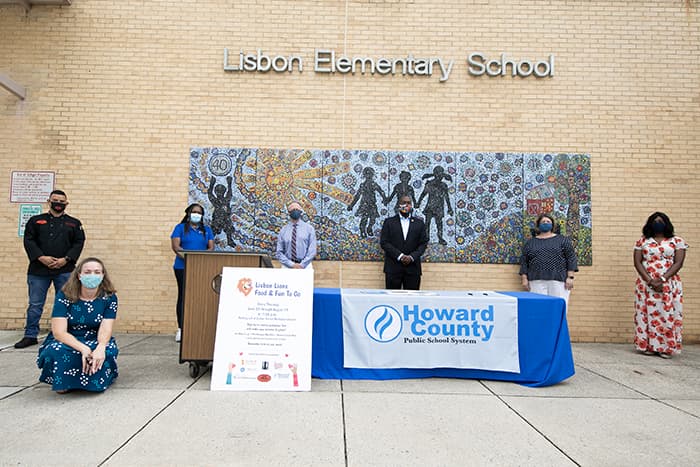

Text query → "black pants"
[385,272,421,290]
[174,268,185,328]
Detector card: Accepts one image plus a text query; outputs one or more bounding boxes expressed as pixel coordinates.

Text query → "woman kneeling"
[37,257,119,393]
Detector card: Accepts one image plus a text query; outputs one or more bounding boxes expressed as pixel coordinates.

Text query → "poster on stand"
[211,267,314,391]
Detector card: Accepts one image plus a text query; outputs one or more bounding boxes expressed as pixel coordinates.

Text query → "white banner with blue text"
[211,267,314,391]
[342,289,519,372]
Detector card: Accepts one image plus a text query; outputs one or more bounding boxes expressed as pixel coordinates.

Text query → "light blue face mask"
[80,274,104,289]
[189,213,202,224]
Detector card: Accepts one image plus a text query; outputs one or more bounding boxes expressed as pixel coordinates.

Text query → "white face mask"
[190,213,202,224]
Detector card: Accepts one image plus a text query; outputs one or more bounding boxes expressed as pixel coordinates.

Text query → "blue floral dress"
[37,291,119,392]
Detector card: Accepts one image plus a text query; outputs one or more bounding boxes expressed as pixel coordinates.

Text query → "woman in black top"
[519,213,579,308]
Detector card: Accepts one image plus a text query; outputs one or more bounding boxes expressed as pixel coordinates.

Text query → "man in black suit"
[380,195,429,290]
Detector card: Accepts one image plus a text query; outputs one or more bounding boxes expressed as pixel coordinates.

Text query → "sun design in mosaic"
[233,148,351,217]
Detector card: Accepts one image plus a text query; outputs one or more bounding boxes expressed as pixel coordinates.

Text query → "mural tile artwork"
[189,147,592,265]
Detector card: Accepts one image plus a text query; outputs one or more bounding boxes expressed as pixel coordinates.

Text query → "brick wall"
[1,1,698,343]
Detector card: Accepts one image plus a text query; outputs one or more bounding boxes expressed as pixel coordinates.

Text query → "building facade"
[1,1,698,342]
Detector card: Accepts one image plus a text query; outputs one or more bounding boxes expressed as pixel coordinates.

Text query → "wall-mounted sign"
[10,171,55,203]
[18,204,42,237]
[223,49,555,82]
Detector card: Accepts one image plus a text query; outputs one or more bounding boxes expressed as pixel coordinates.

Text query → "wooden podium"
[179,250,273,376]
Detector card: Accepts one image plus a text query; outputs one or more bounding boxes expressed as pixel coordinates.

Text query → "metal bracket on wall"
[0,0,71,14]
[0,73,26,100]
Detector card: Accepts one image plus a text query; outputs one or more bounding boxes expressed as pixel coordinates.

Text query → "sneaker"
[175,329,181,343]
[14,337,38,348]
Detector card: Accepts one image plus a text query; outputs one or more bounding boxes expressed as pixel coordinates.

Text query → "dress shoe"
[14,337,38,348]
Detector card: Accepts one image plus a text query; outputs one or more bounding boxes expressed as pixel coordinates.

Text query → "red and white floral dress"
[634,236,688,355]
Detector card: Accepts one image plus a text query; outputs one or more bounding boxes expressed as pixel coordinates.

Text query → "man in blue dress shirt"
[275,201,317,269]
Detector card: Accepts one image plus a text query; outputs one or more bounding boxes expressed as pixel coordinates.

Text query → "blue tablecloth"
[311,288,575,387]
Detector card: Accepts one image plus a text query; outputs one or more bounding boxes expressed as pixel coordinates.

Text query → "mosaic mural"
[189,148,592,265]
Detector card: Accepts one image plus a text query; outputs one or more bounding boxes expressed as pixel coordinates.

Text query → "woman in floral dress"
[633,212,688,358]
[37,257,119,392]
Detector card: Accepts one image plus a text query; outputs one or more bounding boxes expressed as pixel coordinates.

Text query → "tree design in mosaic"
[523,153,592,264]
[189,147,592,265]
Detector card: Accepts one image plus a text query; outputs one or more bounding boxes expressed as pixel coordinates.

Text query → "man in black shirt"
[14,190,85,348]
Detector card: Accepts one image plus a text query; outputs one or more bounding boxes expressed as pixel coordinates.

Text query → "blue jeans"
[25,273,71,338]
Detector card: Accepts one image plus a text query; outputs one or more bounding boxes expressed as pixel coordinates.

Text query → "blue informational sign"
[19,204,42,237]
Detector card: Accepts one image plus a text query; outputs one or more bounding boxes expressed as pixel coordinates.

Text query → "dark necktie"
[291,223,298,262]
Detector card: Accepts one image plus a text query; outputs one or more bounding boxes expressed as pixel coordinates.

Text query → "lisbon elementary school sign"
[223,49,555,82]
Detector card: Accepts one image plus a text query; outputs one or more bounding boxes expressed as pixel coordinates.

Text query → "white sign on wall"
[10,171,55,203]
[210,267,314,391]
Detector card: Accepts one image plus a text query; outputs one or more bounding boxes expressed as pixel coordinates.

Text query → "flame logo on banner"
[364,305,402,343]
[374,308,393,339]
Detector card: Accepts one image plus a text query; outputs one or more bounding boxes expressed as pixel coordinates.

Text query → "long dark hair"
[62,257,117,302]
[180,203,207,235]
[642,211,675,238]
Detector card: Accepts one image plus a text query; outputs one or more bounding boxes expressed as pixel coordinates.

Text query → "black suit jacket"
[380,214,429,276]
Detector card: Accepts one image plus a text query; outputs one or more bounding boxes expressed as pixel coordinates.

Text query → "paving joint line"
[97,370,205,465]
[481,381,581,466]
[578,364,700,420]
[340,380,349,467]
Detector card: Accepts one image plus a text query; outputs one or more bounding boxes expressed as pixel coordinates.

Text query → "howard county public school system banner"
[342,289,519,372]
[211,267,314,391]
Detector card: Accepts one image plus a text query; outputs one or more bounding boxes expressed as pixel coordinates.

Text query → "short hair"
[532,213,560,235]
[50,190,67,198]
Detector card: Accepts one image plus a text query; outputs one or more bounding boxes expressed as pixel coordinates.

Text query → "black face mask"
[652,221,666,234]
[51,202,66,213]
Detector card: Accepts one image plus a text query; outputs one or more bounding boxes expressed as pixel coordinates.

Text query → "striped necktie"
[291,223,297,262]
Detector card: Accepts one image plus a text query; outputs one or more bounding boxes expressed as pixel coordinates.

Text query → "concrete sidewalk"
[1,330,698,467]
